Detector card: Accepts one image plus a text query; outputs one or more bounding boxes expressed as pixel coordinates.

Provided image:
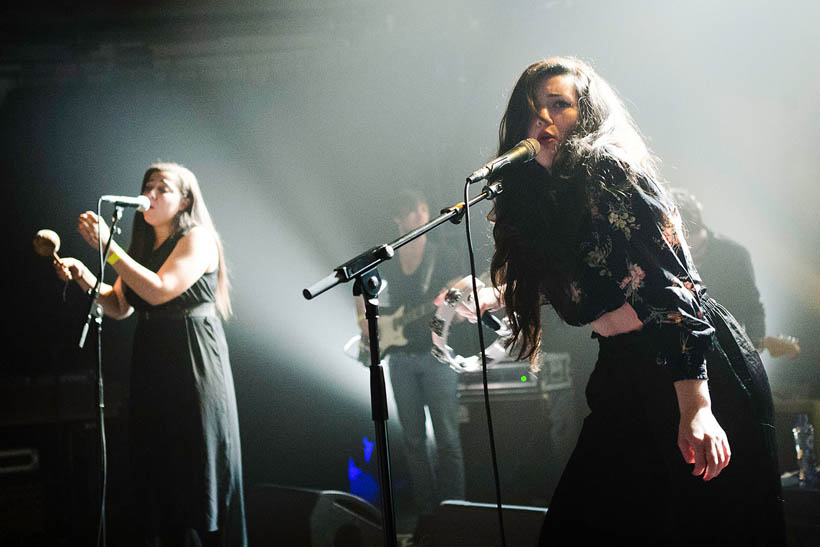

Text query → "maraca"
[33,229,61,262]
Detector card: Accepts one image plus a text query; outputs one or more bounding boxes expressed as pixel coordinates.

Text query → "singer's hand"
[54,257,86,284]
[77,211,112,251]
[674,379,731,481]
[677,407,731,481]
[434,283,503,323]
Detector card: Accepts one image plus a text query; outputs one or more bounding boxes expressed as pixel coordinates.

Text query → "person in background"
[671,188,799,358]
[55,162,246,546]
[355,189,465,531]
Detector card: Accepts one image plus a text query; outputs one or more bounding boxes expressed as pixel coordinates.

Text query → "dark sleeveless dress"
[124,231,246,545]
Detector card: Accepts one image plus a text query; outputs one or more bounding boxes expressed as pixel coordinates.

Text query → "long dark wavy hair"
[490,57,666,363]
[128,162,232,319]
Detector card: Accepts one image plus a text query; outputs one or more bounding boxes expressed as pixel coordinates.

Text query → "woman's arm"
[576,181,715,380]
[674,379,731,481]
[77,212,217,307]
[577,182,731,475]
[108,227,217,306]
[55,258,133,319]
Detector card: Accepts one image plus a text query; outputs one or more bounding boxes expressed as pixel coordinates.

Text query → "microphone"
[101,194,151,212]
[466,138,540,184]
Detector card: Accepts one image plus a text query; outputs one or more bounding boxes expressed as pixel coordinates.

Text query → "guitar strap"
[420,242,437,295]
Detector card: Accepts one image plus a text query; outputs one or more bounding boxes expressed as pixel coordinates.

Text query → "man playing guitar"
[354,189,467,532]
[671,189,800,359]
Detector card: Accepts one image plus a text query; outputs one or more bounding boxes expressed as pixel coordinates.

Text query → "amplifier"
[0,373,123,427]
[456,353,575,505]
[457,352,571,402]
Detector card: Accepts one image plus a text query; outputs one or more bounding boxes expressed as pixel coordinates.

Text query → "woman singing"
[465,57,785,545]
[56,162,246,546]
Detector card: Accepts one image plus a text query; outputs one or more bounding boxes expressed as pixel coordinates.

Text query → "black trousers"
[539,298,785,546]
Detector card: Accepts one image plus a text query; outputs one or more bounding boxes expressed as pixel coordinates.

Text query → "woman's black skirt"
[539,298,785,546]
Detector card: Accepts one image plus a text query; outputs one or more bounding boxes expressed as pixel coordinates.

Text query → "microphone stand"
[79,203,125,547]
[303,181,502,547]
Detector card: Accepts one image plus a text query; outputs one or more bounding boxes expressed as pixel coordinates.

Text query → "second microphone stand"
[303,181,502,546]
[79,203,125,547]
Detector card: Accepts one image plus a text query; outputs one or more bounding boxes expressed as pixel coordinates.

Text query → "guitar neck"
[394,301,436,329]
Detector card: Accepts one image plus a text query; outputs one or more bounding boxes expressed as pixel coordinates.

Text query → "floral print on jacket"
[568,176,714,381]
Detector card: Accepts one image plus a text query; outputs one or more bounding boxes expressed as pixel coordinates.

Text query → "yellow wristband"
[107,250,120,265]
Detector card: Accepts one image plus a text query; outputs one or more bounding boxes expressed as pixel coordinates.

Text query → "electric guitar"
[353,301,439,364]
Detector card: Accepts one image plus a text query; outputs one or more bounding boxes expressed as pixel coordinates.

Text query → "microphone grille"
[136,195,151,212]
[523,137,540,157]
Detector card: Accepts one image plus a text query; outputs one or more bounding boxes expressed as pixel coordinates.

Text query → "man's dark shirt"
[694,229,765,346]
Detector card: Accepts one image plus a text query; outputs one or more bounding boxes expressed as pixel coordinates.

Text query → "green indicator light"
[520,376,527,382]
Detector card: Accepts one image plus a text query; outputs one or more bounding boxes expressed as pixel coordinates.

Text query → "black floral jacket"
[567,176,714,381]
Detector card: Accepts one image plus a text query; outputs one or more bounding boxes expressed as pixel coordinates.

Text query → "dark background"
[2,0,818,543]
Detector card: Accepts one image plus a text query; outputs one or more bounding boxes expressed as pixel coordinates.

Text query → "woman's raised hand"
[77,211,112,250]
[434,278,503,323]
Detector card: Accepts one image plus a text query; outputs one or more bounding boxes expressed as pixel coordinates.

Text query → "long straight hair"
[490,57,666,363]
[128,162,232,319]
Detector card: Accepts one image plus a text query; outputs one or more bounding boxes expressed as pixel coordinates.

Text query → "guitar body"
[379,305,409,352]
[355,302,439,365]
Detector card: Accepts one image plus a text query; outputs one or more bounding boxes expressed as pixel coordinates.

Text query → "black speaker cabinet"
[246,484,382,547]
[458,388,577,507]
[424,500,547,547]
[0,422,101,545]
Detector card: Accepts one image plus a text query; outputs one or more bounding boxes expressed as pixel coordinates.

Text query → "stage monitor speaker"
[246,484,382,547]
[424,500,547,547]
[459,388,577,507]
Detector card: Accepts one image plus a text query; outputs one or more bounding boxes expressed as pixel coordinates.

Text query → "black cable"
[94,200,108,547]
[462,180,507,547]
